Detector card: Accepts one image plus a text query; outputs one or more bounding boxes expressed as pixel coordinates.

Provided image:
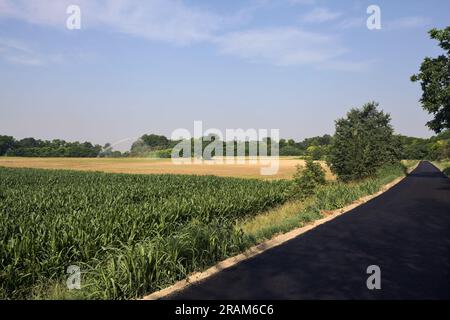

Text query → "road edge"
[142,162,419,300]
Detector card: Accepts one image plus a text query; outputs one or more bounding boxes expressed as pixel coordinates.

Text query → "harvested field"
[0,157,335,180]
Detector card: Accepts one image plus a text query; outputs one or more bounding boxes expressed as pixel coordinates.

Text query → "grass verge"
[432,160,450,176]
[240,161,417,245]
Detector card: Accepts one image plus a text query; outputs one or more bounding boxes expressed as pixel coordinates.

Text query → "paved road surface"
[169,161,450,299]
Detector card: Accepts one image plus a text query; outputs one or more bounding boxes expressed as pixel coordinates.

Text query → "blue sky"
[0,0,449,150]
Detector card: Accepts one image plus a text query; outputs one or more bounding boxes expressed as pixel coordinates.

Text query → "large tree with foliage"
[411,27,450,133]
[328,102,399,181]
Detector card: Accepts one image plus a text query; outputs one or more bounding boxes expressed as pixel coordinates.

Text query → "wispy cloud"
[0,38,45,66]
[92,0,224,45]
[0,37,93,66]
[386,16,431,30]
[214,27,369,71]
[0,0,225,45]
[215,27,342,65]
[337,17,366,30]
[0,0,370,71]
[301,7,342,23]
[0,0,69,26]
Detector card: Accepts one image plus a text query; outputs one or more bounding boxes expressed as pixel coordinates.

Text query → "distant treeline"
[1,130,448,160]
[0,136,103,157]
[130,131,449,161]
[129,133,333,159]
[395,131,450,160]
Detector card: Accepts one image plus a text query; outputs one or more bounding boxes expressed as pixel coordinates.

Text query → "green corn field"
[0,167,291,299]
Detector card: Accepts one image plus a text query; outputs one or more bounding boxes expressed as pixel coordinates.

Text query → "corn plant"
[0,167,291,299]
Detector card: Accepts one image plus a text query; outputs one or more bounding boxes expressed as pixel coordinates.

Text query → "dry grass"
[240,199,309,238]
[0,157,335,180]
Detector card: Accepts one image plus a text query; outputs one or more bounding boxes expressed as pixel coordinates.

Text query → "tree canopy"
[411,26,450,133]
[328,102,399,181]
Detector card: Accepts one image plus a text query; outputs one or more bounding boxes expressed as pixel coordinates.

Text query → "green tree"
[0,135,16,156]
[328,102,398,181]
[311,145,328,160]
[131,134,172,156]
[141,134,169,149]
[411,27,450,133]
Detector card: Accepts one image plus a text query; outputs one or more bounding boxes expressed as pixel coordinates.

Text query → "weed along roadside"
[142,161,418,300]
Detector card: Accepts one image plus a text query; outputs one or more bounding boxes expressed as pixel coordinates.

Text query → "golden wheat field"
[0,157,335,180]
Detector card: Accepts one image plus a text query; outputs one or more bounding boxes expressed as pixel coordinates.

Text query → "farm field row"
[0,167,292,299]
[0,157,335,180]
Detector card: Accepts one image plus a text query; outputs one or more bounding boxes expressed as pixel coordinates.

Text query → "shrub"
[328,102,399,181]
[292,160,326,198]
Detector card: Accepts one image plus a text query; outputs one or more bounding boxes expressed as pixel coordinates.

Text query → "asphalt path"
[169,161,450,299]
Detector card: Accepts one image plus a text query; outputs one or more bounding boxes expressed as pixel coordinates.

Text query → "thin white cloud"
[0,37,32,54]
[0,0,225,45]
[214,27,369,71]
[215,27,342,65]
[0,0,69,26]
[5,55,44,66]
[92,0,224,45]
[386,16,431,30]
[301,7,342,23]
[337,17,366,30]
[0,0,370,71]
[0,37,88,66]
[0,38,45,66]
